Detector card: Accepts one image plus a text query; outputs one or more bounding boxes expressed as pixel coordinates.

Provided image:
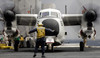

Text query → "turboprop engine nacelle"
[3,28,19,38]
[3,10,19,38]
[4,10,15,28]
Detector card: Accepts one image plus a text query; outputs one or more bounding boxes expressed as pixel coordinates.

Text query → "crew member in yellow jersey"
[20,35,24,48]
[29,23,54,58]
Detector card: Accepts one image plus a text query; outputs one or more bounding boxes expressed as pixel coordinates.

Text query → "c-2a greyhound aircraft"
[1,0,98,52]
[3,7,97,51]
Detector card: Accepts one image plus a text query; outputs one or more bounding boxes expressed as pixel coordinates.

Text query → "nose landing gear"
[46,44,54,52]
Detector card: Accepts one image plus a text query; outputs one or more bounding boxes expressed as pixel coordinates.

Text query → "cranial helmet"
[38,23,43,26]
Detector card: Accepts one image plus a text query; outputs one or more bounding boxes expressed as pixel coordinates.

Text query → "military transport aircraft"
[0,0,99,51]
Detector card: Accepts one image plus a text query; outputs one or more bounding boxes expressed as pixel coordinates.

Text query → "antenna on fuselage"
[65,5,67,14]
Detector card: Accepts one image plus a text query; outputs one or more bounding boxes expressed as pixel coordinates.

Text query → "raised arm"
[29,28,37,34]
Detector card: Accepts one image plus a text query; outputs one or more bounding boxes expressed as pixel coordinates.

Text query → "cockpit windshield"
[39,11,59,18]
[42,12,49,18]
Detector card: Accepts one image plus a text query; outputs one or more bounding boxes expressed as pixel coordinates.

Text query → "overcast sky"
[42,0,93,14]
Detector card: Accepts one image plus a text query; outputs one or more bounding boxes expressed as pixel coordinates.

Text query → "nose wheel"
[46,44,54,51]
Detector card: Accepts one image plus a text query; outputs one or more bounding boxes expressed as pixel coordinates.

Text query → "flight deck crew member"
[0,37,3,43]
[20,35,24,48]
[29,23,54,58]
[14,36,20,51]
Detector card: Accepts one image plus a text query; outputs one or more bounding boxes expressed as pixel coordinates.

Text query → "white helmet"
[38,23,43,26]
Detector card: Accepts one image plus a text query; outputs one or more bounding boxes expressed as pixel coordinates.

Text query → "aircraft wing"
[16,14,37,26]
[62,14,83,26]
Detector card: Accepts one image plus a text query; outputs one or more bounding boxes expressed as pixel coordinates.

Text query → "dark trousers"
[8,40,11,46]
[20,41,24,48]
[34,38,45,55]
[14,40,19,51]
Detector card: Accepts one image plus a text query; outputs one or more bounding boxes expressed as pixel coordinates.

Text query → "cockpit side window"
[38,11,59,18]
[51,12,58,18]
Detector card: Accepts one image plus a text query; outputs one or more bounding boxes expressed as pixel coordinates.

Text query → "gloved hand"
[52,30,55,32]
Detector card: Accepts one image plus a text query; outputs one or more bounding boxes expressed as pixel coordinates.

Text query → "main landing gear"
[80,41,84,51]
[80,38,87,51]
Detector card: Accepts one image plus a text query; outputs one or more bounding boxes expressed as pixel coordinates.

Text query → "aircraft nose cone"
[42,19,59,36]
